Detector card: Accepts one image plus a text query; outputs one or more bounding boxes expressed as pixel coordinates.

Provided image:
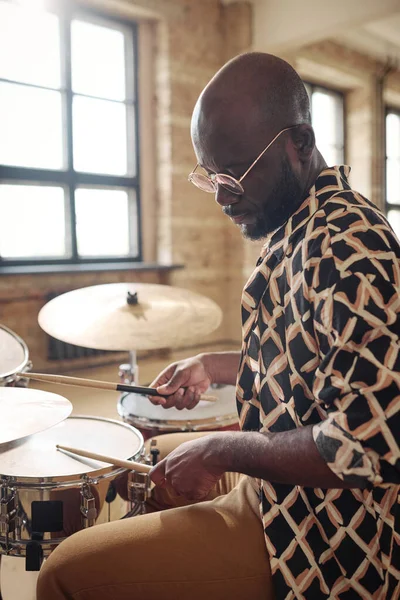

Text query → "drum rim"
[117,396,238,431]
[0,414,145,487]
[0,324,29,381]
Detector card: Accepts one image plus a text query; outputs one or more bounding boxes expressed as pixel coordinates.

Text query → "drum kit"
[0,282,238,599]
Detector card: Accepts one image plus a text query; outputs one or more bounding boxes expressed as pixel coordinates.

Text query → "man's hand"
[149,351,241,410]
[149,355,213,410]
[150,434,227,501]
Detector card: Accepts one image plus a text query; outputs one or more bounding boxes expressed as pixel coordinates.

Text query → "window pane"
[387,158,400,205]
[71,20,126,101]
[0,185,67,258]
[0,1,61,88]
[303,82,312,104]
[312,89,344,164]
[75,188,134,257]
[387,210,400,241]
[0,82,64,169]
[73,96,127,175]
[317,144,342,169]
[386,113,400,158]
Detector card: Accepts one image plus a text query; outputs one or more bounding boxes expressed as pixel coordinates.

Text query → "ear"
[290,125,315,162]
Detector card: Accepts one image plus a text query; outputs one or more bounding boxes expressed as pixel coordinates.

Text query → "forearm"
[199,351,241,386]
[210,425,366,489]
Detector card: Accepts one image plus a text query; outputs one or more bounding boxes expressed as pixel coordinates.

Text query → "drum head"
[0,415,143,479]
[0,325,29,381]
[118,385,238,430]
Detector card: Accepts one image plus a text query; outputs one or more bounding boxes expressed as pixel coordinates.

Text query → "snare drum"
[0,325,32,386]
[118,384,239,440]
[0,415,144,562]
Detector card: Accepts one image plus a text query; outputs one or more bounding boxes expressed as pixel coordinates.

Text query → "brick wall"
[0,0,252,372]
[152,1,252,344]
[1,1,399,375]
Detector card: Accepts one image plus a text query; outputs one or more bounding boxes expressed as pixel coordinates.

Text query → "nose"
[214,184,240,207]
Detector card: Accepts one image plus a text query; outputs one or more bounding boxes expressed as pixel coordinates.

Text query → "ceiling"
[244,0,400,62]
[335,12,400,63]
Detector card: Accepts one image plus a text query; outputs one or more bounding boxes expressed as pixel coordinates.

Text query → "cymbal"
[38,283,223,351]
[0,387,72,445]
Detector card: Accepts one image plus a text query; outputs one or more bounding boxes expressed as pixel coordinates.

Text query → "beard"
[242,155,304,241]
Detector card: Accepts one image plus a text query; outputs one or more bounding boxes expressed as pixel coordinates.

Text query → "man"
[37,53,400,599]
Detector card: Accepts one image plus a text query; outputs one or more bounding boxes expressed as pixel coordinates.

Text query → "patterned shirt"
[237,166,400,599]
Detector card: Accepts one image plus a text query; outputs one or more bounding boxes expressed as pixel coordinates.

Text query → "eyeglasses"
[188,125,299,195]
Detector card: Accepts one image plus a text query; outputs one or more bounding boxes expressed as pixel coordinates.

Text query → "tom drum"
[118,384,239,440]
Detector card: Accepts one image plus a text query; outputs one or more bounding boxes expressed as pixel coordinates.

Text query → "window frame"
[303,81,346,165]
[0,1,142,269]
[385,107,400,227]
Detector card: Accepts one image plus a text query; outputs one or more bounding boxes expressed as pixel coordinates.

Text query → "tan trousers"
[36,432,274,600]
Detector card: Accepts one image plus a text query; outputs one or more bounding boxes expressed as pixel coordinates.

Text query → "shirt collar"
[259,165,351,259]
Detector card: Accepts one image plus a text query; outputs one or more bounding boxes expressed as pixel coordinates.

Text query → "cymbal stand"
[119,350,139,385]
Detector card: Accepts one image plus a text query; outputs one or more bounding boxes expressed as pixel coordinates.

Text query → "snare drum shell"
[0,416,144,558]
[118,385,240,440]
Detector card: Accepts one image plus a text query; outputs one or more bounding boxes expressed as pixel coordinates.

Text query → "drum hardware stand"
[118,292,141,385]
[127,471,151,515]
[15,499,30,538]
[0,479,17,552]
[26,500,63,571]
[150,439,160,466]
[119,350,139,386]
[80,477,98,528]
[26,533,44,571]
[14,361,33,388]
[127,442,159,515]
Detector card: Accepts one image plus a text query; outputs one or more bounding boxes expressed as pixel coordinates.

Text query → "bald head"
[190,52,324,240]
[192,53,310,149]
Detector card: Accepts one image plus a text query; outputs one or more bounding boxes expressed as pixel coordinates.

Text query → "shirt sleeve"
[311,265,400,488]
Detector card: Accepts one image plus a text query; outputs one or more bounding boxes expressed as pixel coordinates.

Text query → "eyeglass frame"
[188,125,300,195]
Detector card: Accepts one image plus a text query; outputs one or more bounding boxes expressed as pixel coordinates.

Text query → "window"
[385,109,400,239]
[304,83,345,167]
[0,0,140,268]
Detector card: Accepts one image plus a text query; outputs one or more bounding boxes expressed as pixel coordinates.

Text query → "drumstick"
[56,444,151,474]
[17,372,217,403]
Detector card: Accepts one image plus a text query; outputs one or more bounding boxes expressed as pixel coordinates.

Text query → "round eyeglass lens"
[189,173,216,193]
[215,174,244,195]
